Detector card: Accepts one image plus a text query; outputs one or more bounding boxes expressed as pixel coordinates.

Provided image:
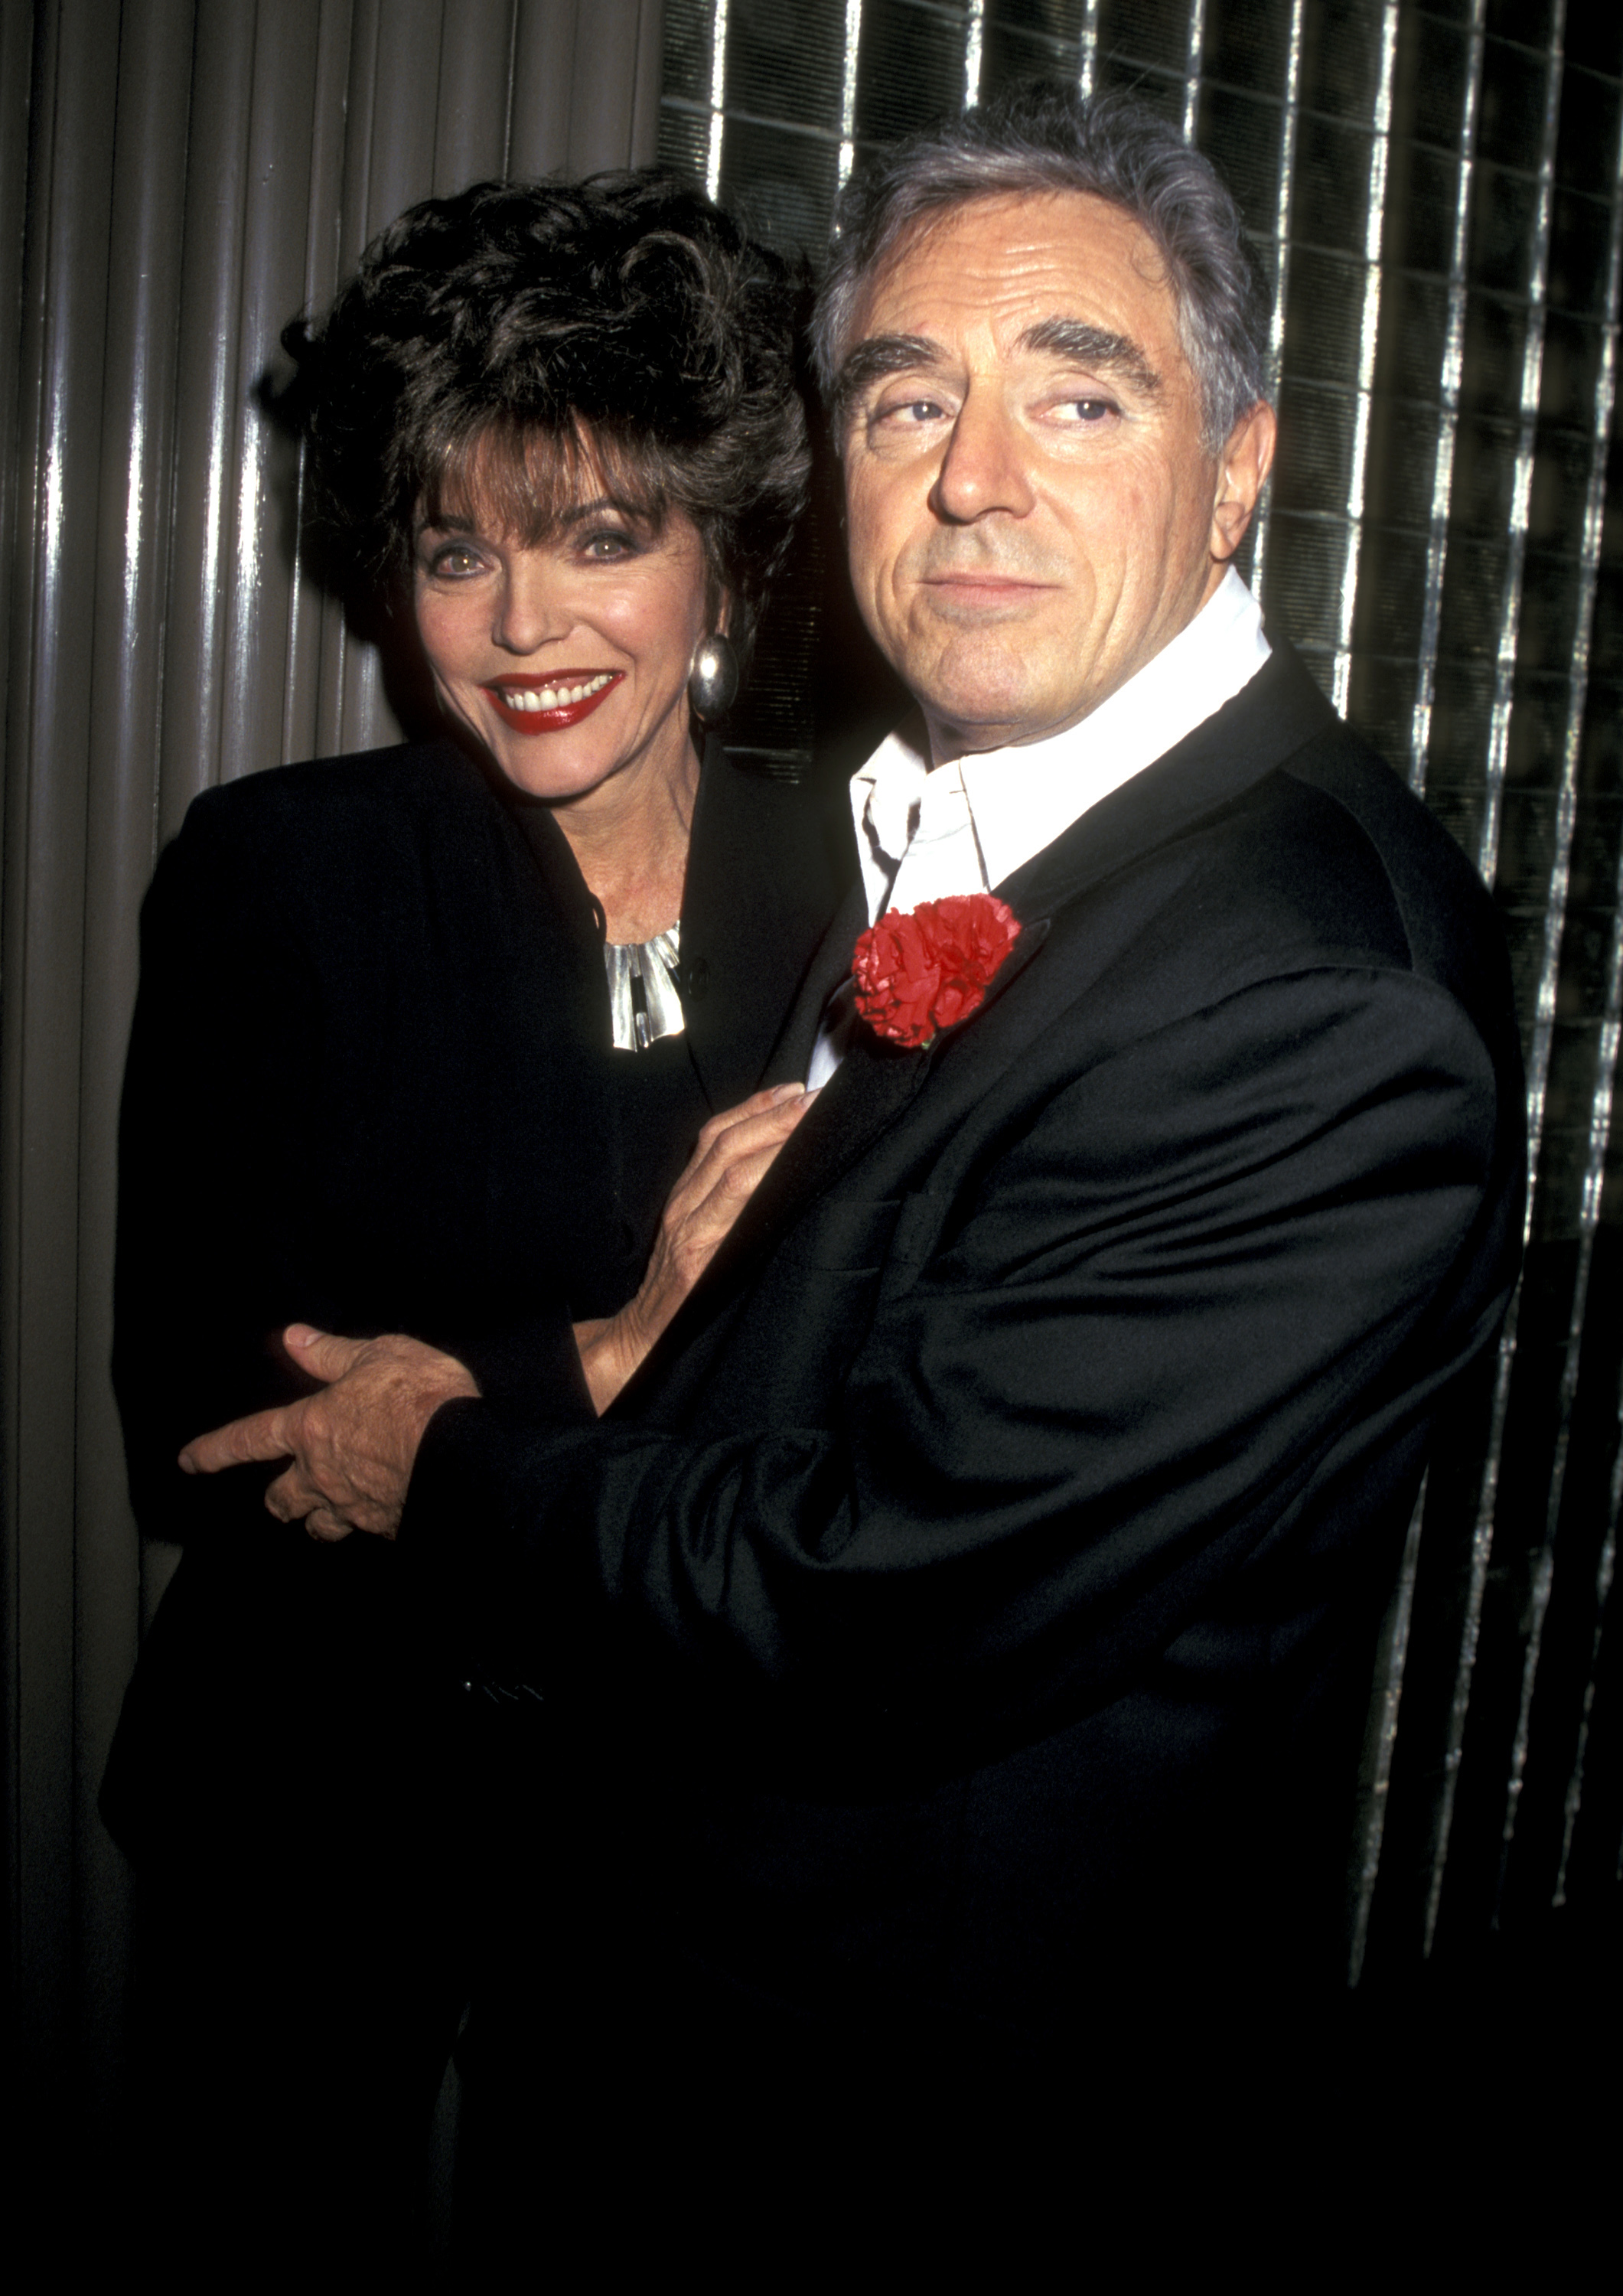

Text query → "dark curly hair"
[282,171,811,652]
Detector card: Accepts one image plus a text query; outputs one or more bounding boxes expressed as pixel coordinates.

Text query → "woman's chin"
[484,712,695,809]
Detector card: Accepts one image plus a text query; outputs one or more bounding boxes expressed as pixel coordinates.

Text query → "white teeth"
[494,672,616,713]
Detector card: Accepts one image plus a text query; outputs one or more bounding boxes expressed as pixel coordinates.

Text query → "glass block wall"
[659,0,1623,1977]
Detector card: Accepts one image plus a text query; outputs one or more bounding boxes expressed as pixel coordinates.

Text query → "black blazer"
[403,645,1526,2030]
[103,733,849,1856]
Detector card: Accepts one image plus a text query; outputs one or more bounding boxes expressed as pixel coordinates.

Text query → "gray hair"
[812,82,1272,453]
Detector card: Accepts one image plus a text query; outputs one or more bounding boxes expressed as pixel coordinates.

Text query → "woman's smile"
[482,670,624,732]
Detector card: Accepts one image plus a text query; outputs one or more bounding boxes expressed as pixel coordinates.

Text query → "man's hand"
[178,1085,819,1515]
[575,1081,819,1412]
[178,1327,478,1541]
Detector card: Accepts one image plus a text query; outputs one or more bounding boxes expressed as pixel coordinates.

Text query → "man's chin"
[913,667,1069,758]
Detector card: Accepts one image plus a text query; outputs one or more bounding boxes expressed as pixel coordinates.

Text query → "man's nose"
[930,385,1036,523]
[492,561,572,654]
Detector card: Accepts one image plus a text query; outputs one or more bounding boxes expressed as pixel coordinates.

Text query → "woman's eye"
[428,544,482,577]
[582,528,637,560]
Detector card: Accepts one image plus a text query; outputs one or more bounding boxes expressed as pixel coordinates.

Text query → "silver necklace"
[604,925,684,1052]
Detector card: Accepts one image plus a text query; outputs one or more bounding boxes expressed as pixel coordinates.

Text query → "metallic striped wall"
[1,0,663,2135]
[659,0,1623,1980]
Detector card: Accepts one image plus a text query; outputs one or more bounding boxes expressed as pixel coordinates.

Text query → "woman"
[103,173,849,2265]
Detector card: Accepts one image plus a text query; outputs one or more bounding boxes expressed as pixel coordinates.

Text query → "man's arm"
[179,1082,820,1529]
[400,964,1515,1760]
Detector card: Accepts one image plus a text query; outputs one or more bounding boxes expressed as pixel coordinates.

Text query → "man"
[187,86,1523,2055]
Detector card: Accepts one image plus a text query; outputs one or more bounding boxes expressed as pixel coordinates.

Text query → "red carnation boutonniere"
[852,892,1023,1051]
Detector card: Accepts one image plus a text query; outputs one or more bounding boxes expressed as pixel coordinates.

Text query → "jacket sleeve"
[113,797,328,1541]
[113,794,594,1546]
[400,962,1515,1760]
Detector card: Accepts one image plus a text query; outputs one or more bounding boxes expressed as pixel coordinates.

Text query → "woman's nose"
[930,384,1036,524]
[491,560,572,654]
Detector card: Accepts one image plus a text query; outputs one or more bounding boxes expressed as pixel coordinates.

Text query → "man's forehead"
[849,188,1177,341]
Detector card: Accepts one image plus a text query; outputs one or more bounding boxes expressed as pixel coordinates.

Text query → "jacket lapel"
[762,876,871,1086]
[634,638,1339,1378]
[996,639,1335,918]
[680,741,858,1111]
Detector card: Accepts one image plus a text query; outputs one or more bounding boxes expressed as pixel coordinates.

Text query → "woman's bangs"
[419,419,670,545]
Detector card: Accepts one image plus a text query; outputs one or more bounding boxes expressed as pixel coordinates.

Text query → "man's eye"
[1056,398,1116,424]
[876,398,947,426]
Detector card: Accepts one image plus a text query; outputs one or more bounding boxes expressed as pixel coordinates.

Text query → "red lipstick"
[483,671,624,734]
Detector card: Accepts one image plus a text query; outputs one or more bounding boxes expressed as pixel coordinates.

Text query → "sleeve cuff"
[446,1309,598,1420]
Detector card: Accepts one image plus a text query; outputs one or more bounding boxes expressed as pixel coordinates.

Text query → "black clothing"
[405,646,1526,2063]
[102,732,849,2268]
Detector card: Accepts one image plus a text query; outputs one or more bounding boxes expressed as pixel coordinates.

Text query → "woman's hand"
[575,1081,819,1412]
[178,1327,477,1541]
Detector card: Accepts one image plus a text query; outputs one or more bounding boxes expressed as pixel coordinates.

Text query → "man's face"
[837,191,1275,758]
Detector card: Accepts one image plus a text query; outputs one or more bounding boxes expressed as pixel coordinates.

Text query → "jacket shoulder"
[1271,719,1511,1018]
[147,741,530,954]
[180,739,485,842]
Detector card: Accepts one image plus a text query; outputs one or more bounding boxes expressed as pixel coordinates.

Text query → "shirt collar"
[849,566,1271,909]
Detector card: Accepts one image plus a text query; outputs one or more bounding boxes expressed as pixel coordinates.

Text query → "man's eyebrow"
[833,322,1163,422]
[833,334,950,418]
[1020,318,1162,396]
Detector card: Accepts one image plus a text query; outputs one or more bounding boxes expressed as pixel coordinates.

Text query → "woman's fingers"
[574,1085,822,1417]
[664,1088,816,1263]
[647,1088,818,1306]
[666,1084,816,1227]
[691,1080,810,1154]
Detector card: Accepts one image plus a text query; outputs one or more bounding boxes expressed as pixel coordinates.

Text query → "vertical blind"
[657,0,1623,1978]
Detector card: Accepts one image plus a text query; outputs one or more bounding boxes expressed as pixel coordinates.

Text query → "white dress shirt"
[808,567,1271,1087]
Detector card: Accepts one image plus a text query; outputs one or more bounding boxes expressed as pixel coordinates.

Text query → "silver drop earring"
[687,632,740,722]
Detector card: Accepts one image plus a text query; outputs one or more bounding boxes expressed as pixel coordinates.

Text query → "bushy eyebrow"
[1018,319,1162,396]
[833,320,1162,429]
[833,334,945,423]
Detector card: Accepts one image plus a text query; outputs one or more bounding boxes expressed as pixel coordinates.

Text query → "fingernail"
[770,1082,807,1103]
[178,1452,196,1475]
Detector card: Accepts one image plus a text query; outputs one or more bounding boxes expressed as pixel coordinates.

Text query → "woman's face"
[412,481,713,805]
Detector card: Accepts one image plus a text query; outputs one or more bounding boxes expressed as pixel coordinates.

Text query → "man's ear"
[1209,401,1277,562]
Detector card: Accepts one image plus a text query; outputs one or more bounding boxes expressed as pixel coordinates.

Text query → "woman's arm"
[178,1081,818,1532]
[572,1084,816,1411]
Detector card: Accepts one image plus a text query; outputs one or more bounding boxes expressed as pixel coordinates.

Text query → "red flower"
[852,892,1023,1050]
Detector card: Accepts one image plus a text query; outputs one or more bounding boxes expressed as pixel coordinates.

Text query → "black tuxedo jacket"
[406,645,1524,2033]
[103,732,848,1857]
